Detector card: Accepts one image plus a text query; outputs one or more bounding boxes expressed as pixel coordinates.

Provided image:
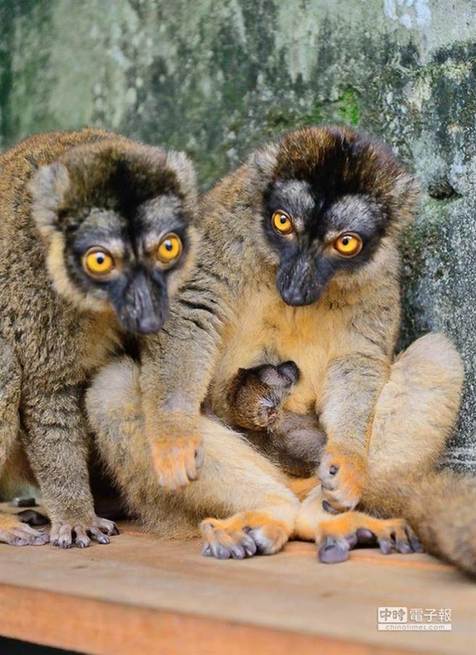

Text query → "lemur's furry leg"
[361,333,476,574]
[0,340,49,546]
[295,333,464,563]
[87,358,299,559]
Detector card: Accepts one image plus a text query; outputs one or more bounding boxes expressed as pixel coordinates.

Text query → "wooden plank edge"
[0,582,438,655]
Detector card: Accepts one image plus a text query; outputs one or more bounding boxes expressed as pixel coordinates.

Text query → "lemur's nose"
[135,315,162,334]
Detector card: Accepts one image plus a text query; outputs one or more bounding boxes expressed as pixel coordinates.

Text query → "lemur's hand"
[318,444,368,512]
[152,434,204,490]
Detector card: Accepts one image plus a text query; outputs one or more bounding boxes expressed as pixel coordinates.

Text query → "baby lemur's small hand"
[227,361,299,431]
[227,361,326,474]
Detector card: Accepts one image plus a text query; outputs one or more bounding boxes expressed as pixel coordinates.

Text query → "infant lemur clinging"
[226,361,326,477]
[0,128,197,548]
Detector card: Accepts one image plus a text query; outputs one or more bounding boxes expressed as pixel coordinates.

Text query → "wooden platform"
[0,522,474,655]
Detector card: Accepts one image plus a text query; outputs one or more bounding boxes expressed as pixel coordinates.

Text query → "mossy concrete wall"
[1,0,475,468]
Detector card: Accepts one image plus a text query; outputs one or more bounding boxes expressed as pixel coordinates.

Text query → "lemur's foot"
[319,445,367,512]
[50,515,119,549]
[316,512,423,563]
[0,513,49,546]
[201,511,290,560]
[152,435,204,490]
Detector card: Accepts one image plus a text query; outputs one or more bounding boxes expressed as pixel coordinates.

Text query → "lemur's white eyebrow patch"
[96,238,126,259]
[273,179,314,231]
[327,194,380,233]
[139,194,184,253]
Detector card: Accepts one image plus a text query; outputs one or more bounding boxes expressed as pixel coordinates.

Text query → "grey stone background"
[0,0,475,468]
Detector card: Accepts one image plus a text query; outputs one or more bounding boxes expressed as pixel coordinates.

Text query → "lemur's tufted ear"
[244,142,280,198]
[29,161,71,238]
[389,171,421,228]
[165,150,198,213]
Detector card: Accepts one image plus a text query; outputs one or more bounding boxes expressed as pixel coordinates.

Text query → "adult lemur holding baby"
[88,125,476,574]
[0,128,198,547]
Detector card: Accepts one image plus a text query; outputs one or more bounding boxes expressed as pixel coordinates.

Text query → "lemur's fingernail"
[329,464,339,476]
[318,537,350,563]
[322,500,339,514]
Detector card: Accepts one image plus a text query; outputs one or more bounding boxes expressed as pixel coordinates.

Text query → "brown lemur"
[0,128,198,548]
[87,126,465,568]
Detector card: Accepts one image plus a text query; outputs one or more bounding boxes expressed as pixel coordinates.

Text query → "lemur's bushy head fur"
[247,126,419,306]
[30,139,197,334]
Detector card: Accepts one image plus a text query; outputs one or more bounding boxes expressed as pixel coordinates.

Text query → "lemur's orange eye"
[334,233,363,257]
[156,233,182,264]
[272,210,294,236]
[83,248,115,277]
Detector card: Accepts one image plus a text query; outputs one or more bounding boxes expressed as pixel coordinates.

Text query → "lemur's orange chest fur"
[212,285,354,415]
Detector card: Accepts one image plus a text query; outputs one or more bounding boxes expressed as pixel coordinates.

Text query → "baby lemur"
[0,128,197,548]
[88,126,471,572]
[225,361,326,477]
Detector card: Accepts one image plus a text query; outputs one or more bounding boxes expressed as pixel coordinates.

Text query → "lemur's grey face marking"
[31,144,197,334]
[262,179,384,306]
[67,193,190,335]
[254,126,417,307]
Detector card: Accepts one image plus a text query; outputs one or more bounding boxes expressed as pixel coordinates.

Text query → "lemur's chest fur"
[212,283,357,415]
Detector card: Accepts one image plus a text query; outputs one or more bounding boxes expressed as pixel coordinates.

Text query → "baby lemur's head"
[227,361,299,431]
[30,138,197,334]
[248,125,419,306]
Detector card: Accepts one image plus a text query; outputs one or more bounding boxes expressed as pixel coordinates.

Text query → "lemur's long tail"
[363,468,476,576]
